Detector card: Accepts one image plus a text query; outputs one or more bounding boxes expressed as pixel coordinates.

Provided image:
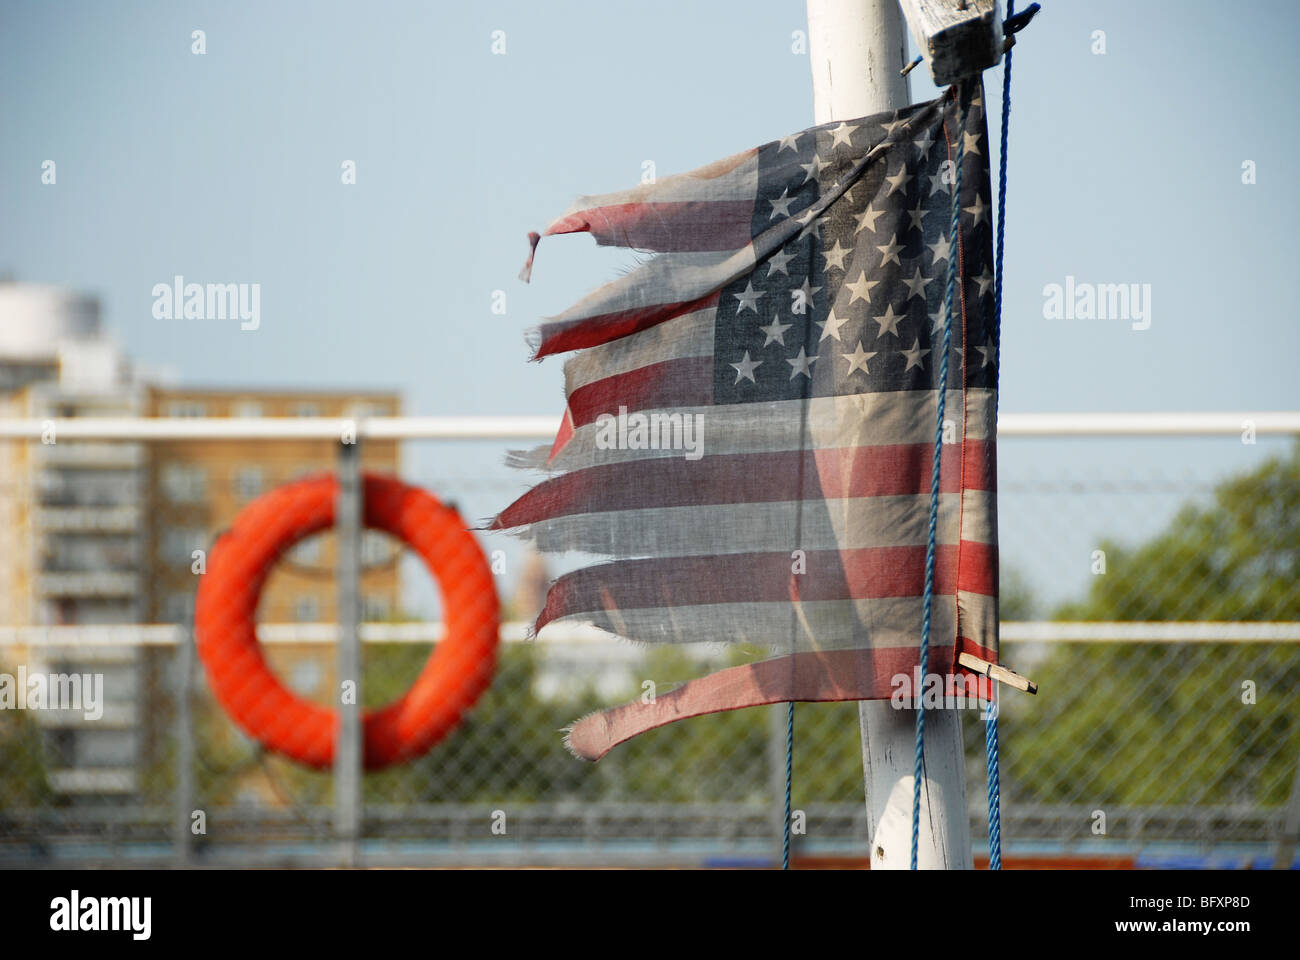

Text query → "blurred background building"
[0,282,145,798]
[0,280,402,803]
[143,385,400,627]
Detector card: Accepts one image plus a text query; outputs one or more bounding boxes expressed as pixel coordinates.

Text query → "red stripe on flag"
[547,407,576,463]
[537,544,981,630]
[567,356,714,429]
[956,539,996,596]
[566,645,959,761]
[534,292,719,359]
[493,439,994,527]
[546,201,755,252]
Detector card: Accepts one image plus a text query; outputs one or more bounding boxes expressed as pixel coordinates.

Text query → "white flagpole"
[806,0,974,870]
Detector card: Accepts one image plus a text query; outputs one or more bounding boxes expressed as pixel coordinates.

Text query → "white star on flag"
[760,315,792,347]
[795,276,823,309]
[786,346,816,379]
[856,204,885,234]
[829,122,859,148]
[800,154,828,184]
[902,266,931,300]
[846,271,879,304]
[767,247,794,276]
[884,165,913,196]
[927,233,952,265]
[733,281,765,313]
[822,240,851,271]
[842,341,876,375]
[876,236,905,267]
[902,339,930,371]
[818,309,848,342]
[873,303,905,338]
[768,189,796,219]
[777,131,802,152]
[729,350,761,384]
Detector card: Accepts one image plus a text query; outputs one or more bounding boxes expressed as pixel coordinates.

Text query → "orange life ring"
[194,472,500,770]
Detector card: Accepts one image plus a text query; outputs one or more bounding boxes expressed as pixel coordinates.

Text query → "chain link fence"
[1,428,1297,867]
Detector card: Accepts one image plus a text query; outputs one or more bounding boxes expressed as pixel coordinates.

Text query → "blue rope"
[995,10,1013,364]
[912,93,965,871]
[783,701,794,870]
[984,0,1016,874]
[985,692,1001,867]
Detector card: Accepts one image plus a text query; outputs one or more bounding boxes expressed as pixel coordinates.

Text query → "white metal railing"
[3,621,1298,647]
[0,411,1297,441]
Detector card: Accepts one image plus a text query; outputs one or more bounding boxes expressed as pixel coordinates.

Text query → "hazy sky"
[3,0,1297,610]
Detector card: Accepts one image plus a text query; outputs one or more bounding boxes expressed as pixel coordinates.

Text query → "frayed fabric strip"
[566,645,959,760]
[518,231,542,283]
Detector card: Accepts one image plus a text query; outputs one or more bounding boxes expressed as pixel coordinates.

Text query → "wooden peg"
[957,651,1038,695]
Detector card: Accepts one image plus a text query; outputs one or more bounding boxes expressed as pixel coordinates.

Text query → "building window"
[289,660,322,695]
[290,536,323,565]
[162,593,195,624]
[161,463,207,503]
[233,466,264,501]
[233,400,263,418]
[361,531,394,566]
[293,402,319,418]
[162,527,207,565]
[293,595,319,622]
[166,401,206,418]
[362,595,391,622]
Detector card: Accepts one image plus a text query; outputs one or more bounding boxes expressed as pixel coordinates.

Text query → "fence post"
[173,619,195,866]
[334,431,363,867]
[1272,759,1300,869]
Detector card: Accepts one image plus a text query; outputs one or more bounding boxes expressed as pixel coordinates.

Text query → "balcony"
[41,542,141,572]
[31,701,136,729]
[47,768,137,796]
[36,506,139,533]
[37,487,140,509]
[37,442,143,469]
[35,571,139,598]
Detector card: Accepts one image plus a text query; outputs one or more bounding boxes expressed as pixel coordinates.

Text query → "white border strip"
[0,411,1296,441]
[2,621,1297,647]
[1002,621,1300,643]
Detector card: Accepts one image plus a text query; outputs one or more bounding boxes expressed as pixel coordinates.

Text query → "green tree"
[1011,442,1300,807]
[0,701,53,810]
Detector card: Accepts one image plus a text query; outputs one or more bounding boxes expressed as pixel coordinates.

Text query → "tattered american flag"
[494,81,998,760]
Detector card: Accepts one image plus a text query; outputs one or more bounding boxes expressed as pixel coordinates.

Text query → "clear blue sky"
[2,0,1297,610]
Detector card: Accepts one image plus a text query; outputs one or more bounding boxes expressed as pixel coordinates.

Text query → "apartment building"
[144,386,402,629]
[1,282,407,804]
[0,283,146,797]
